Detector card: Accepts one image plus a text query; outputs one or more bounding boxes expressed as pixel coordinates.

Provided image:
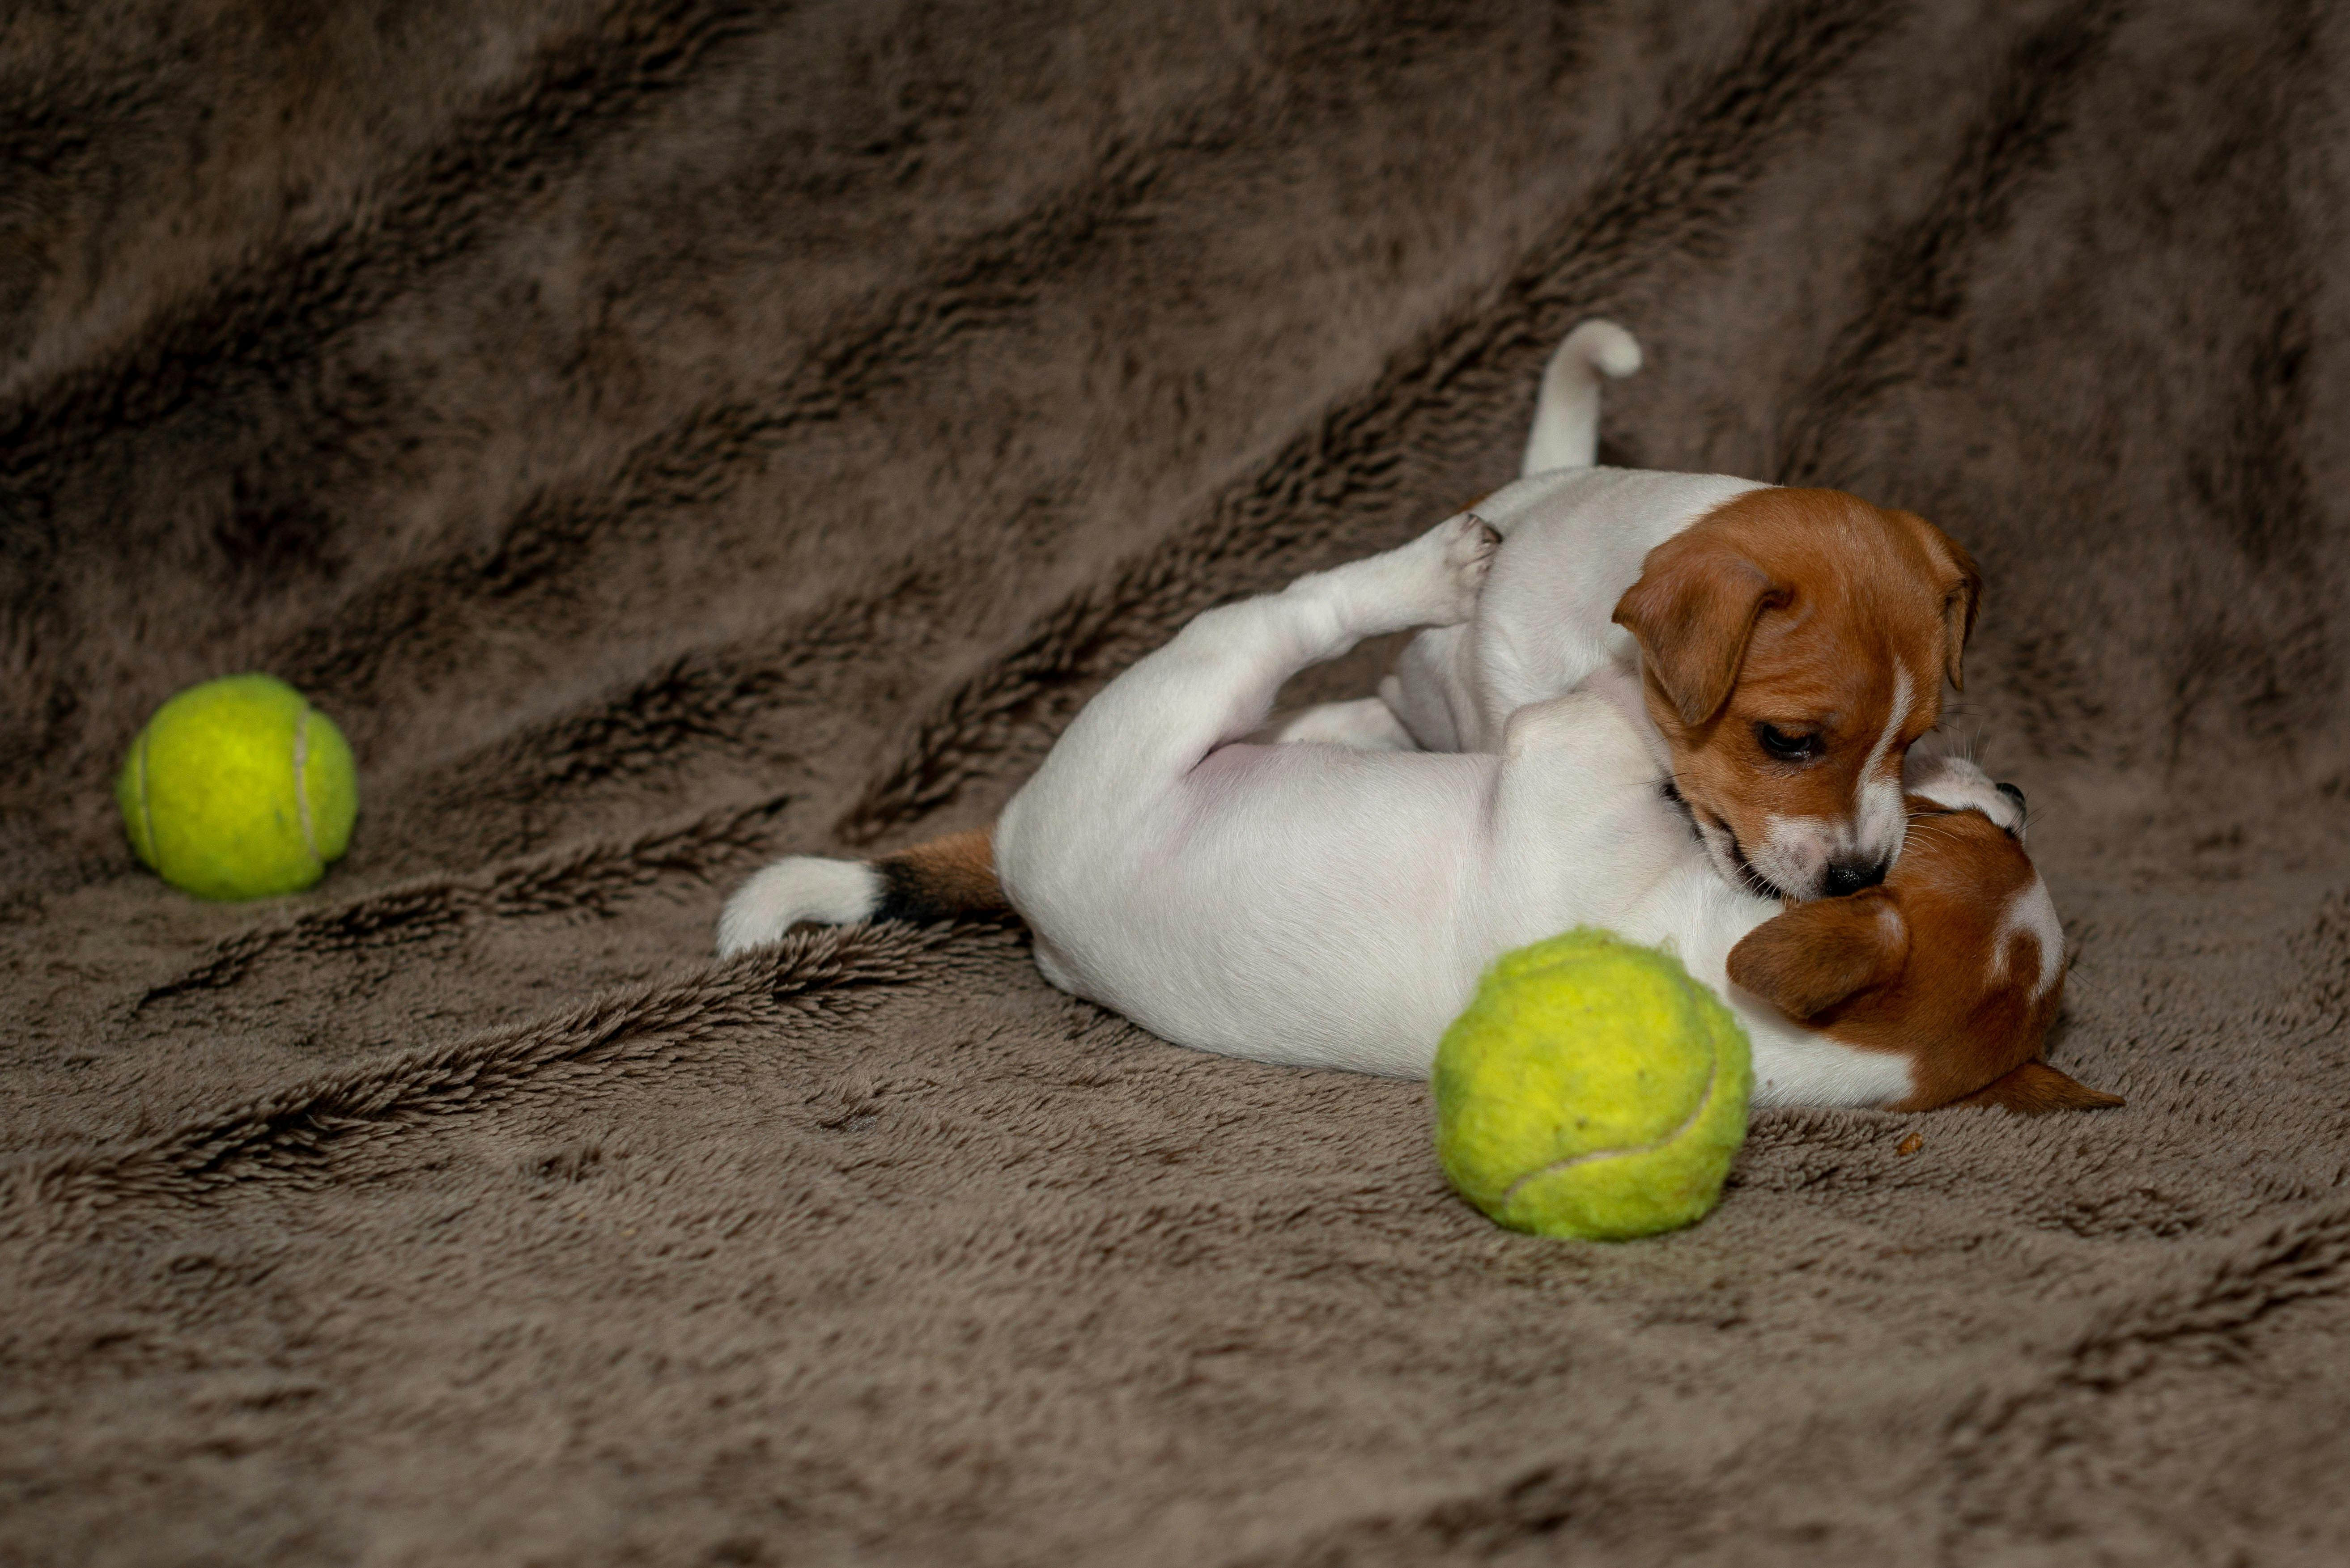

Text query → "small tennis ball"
[1434,928,1751,1241]
[116,674,358,901]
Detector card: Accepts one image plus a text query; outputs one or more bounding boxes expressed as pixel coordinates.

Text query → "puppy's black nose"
[1996,781,2027,811]
[1823,856,1889,898]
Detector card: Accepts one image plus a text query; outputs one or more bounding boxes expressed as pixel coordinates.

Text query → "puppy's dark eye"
[1754,723,1822,763]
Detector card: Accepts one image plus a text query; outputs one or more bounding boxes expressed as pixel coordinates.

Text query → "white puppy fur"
[994,514,2023,1105]
[1357,322,1914,903]
[1375,463,1765,751]
[719,858,882,956]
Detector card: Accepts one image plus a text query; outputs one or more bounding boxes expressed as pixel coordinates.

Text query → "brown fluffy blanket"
[5,1,2349,1561]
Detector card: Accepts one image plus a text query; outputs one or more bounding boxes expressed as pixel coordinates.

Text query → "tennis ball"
[116,674,358,901]
[1434,928,1751,1241]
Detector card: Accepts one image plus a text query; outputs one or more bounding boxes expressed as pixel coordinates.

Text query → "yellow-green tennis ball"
[116,674,358,901]
[1434,928,1751,1241]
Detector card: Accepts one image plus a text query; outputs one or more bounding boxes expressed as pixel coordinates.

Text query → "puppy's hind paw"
[1417,510,1501,625]
[1312,510,1500,636]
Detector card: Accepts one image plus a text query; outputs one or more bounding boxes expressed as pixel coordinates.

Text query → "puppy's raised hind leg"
[1012,513,1498,807]
[1158,511,1499,763]
[1311,511,1499,635]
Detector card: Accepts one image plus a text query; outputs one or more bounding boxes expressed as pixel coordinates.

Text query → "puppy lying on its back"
[720,517,2117,1115]
[1315,322,1984,905]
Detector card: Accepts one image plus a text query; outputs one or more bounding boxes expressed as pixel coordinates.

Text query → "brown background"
[4,0,2348,1562]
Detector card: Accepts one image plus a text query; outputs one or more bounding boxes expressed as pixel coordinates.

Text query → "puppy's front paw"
[1417,511,1501,624]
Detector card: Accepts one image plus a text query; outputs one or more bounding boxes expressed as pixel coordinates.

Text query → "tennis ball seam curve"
[1496,1047,1721,1212]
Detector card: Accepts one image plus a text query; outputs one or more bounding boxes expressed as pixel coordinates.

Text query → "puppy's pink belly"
[1145,741,1322,859]
[1043,740,1488,1064]
[1186,738,1283,789]
[1100,747,1466,1025]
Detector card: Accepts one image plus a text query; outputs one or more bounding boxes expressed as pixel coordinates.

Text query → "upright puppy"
[722,517,2116,1115]
[1362,322,1982,903]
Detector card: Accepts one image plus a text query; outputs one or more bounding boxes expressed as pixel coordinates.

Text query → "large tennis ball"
[1434,928,1751,1241]
[116,674,358,901]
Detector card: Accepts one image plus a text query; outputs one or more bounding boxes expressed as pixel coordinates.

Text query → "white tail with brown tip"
[717,828,1003,955]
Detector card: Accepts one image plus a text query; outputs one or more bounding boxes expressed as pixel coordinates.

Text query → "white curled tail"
[1520,319,1642,478]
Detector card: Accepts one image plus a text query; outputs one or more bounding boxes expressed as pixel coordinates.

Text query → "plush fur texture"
[5,0,2350,1563]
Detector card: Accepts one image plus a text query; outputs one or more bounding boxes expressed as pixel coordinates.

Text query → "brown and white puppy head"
[1614,487,1981,903]
[1725,763,2123,1114]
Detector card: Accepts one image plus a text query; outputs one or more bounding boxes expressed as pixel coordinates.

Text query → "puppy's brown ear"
[1899,513,1981,692]
[1727,892,1909,1020]
[1946,1059,2124,1115]
[1611,535,1783,727]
